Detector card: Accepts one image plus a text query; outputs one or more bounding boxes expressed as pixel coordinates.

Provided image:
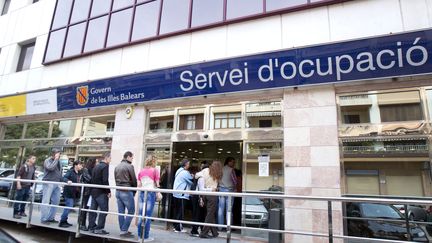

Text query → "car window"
[361,203,402,219]
[246,197,264,205]
[0,170,14,177]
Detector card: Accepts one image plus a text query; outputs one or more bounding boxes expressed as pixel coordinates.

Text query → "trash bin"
[269,208,283,243]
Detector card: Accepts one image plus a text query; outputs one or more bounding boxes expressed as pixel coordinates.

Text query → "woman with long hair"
[136,155,160,241]
[196,160,223,238]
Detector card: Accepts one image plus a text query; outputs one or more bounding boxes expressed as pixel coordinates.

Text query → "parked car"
[0,174,13,196]
[0,169,15,178]
[346,202,429,242]
[394,204,428,222]
[0,228,19,243]
[242,197,269,227]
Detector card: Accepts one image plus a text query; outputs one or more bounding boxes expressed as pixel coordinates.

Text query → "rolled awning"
[246,111,281,117]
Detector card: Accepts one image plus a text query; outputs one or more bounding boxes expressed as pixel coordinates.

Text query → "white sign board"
[26,90,57,115]
[259,162,269,177]
[258,155,270,163]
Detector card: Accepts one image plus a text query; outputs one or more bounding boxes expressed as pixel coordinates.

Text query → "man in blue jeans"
[13,155,36,219]
[218,157,237,229]
[114,151,137,238]
[59,161,83,227]
[41,148,62,224]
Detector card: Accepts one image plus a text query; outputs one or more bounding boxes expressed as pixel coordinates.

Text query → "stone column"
[283,87,342,243]
[107,105,147,222]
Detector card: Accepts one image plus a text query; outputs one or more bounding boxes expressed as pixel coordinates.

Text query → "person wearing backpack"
[13,154,36,219]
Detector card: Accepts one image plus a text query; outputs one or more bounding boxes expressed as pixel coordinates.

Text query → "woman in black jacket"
[78,158,97,231]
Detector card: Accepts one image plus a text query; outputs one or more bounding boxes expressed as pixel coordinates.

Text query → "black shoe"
[94,229,109,235]
[48,219,59,223]
[65,222,72,226]
[199,234,211,239]
[59,222,71,228]
[13,214,21,219]
[80,225,89,231]
[19,212,27,217]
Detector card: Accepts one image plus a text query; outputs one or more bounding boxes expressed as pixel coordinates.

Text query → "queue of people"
[11,148,239,241]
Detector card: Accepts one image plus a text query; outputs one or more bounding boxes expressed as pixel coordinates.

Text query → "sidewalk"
[0,201,266,243]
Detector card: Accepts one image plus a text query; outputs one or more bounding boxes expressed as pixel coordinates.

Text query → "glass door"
[242,141,284,239]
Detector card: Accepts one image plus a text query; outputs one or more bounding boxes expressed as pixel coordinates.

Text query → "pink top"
[137,167,160,182]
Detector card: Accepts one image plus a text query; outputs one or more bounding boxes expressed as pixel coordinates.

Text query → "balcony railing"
[343,145,429,154]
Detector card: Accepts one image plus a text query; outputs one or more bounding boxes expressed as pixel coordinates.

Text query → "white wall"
[0,0,431,96]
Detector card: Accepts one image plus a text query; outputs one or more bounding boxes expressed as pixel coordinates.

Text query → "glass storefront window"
[25,122,50,139]
[51,119,78,138]
[82,116,115,136]
[0,148,19,168]
[246,102,282,128]
[339,91,423,124]
[3,124,24,140]
[149,111,174,133]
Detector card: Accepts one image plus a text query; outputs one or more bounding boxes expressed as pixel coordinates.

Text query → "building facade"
[0,0,432,242]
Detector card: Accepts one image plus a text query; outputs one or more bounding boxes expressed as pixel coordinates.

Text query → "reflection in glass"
[266,0,307,12]
[107,8,133,47]
[25,122,50,139]
[84,16,109,52]
[0,148,19,168]
[112,0,134,11]
[63,23,86,57]
[70,0,91,24]
[226,0,263,20]
[52,0,73,29]
[191,0,224,27]
[51,120,78,138]
[132,0,160,41]
[339,91,422,124]
[246,102,282,128]
[45,28,66,62]
[159,0,190,34]
[3,124,24,140]
[91,0,112,17]
[26,147,50,167]
[82,116,115,136]
[17,42,35,72]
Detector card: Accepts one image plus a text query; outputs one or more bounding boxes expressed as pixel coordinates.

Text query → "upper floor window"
[1,0,10,16]
[44,0,344,63]
[246,102,282,128]
[16,41,35,72]
[178,108,204,131]
[149,110,174,133]
[339,91,423,124]
[214,113,241,129]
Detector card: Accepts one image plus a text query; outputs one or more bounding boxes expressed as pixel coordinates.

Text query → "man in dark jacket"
[114,151,137,238]
[88,152,111,235]
[13,154,36,219]
[41,148,62,224]
[59,161,83,227]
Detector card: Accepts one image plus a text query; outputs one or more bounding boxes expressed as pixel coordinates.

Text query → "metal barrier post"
[404,204,412,241]
[328,201,333,243]
[141,190,148,243]
[75,185,85,237]
[26,182,36,228]
[226,195,232,243]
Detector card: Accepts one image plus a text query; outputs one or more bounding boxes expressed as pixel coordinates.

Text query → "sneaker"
[190,232,199,237]
[65,222,73,227]
[144,237,154,242]
[173,228,181,233]
[199,234,211,239]
[41,221,50,225]
[181,229,187,233]
[13,214,21,219]
[48,219,59,223]
[19,212,27,217]
[94,229,109,235]
[80,225,89,231]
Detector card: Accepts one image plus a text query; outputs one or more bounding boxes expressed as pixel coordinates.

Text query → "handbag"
[154,168,163,202]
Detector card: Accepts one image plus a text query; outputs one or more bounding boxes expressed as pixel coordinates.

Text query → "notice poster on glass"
[258,155,270,177]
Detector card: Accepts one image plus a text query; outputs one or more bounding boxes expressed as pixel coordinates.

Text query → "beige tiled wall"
[283,87,342,243]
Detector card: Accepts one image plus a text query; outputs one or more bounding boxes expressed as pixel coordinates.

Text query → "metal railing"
[0,177,432,243]
[343,144,429,153]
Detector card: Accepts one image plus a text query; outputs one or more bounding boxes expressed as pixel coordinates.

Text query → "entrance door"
[171,141,243,225]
